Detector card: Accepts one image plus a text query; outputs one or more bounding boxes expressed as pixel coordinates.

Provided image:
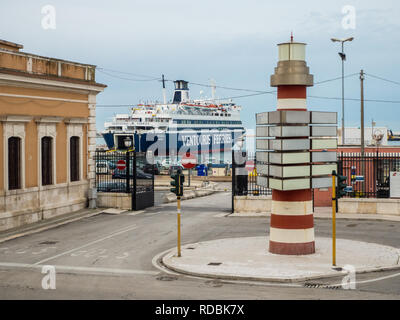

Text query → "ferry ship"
[101,80,245,163]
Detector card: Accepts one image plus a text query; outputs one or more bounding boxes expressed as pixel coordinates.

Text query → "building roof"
[0,39,106,88]
[0,39,23,51]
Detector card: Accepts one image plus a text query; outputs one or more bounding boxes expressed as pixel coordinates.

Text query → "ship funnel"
[173,80,189,103]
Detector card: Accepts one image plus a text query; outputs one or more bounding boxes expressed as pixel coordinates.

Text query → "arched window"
[70,136,80,182]
[41,136,53,186]
[8,137,21,190]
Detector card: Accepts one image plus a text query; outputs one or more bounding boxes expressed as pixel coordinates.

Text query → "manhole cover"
[346,224,357,228]
[39,241,58,245]
[208,262,222,266]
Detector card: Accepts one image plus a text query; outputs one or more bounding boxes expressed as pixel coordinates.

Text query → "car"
[143,163,160,175]
[168,165,184,176]
[95,160,109,174]
[161,158,172,170]
[107,160,117,170]
[112,167,152,179]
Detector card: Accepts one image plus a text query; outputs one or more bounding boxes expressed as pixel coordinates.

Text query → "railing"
[232,151,272,198]
[338,152,400,198]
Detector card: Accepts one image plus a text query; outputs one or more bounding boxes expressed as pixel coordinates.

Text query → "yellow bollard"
[177,196,181,257]
[332,173,336,267]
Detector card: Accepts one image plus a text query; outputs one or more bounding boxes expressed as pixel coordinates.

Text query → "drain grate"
[187,247,196,250]
[304,283,342,290]
[208,262,222,266]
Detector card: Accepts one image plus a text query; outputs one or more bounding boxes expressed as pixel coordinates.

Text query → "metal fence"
[94,150,154,210]
[232,151,272,197]
[232,151,400,201]
[338,152,400,198]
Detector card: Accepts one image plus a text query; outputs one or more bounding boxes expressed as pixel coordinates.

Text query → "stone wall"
[234,195,272,213]
[338,198,400,215]
[0,181,89,232]
[97,192,131,210]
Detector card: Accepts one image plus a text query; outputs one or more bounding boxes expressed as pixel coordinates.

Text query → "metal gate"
[95,150,154,211]
[231,150,272,213]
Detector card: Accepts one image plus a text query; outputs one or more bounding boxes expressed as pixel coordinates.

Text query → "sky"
[1,0,400,134]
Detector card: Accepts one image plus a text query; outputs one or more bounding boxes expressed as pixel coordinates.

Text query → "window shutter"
[8,137,21,190]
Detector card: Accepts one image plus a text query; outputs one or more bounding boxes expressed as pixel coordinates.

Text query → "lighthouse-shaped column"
[269,40,315,255]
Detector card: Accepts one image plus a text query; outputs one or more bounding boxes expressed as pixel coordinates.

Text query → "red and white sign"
[181,153,197,169]
[245,160,255,172]
[117,160,126,170]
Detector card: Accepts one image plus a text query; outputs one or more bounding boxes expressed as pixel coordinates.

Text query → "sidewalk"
[230,207,400,222]
[162,236,400,283]
[0,208,104,244]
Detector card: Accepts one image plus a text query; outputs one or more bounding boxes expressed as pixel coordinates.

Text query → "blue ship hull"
[102,128,245,156]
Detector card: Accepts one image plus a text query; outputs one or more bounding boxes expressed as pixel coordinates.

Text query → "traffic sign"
[181,153,197,169]
[116,160,126,170]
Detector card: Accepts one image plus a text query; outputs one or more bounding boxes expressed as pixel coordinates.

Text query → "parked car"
[112,167,152,179]
[161,158,172,170]
[96,160,109,174]
[107,160,117,170]
[168,165,184,176]
[143,163,160,175]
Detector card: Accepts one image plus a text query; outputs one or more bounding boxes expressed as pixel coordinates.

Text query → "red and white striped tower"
[269,38,315,255]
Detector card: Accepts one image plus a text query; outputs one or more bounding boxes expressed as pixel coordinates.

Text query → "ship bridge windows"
[174,119,241,125]
[110,126,123,130]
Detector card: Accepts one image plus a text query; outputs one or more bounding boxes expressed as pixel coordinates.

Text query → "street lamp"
[124,136,132,149]
[331,37,354,145]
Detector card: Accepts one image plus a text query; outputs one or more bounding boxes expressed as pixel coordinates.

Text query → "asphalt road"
[0,188,399,300]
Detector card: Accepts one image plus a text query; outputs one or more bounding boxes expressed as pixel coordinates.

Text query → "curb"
[229,212,400,222]
[162,183,219,204]
[159,244,400,284]
[0,209,104,244]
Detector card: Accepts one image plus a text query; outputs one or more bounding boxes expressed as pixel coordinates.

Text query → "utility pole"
[341,42,345,146]
[360,70,365,157]
[360,70,365,197]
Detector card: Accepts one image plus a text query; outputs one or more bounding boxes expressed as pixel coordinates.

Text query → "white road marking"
[116,252,130,259]
[32,247,57,255]
[33,224,138,265]
[70,250,88,257]
[0,262,158,276]
[325,271,400,288]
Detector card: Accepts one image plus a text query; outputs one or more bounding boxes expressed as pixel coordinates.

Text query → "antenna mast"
[162,74,167,104]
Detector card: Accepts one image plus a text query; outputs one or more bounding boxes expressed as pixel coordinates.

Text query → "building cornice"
[65,118,87,125]
[35,116,64,124]
[0,68,106,93]
[0,115,33,123]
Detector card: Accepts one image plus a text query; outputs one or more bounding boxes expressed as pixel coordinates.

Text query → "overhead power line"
[95,66,400,106]
[97,65,357,93]
[97,69,161,82]
[97,67,160,80]
[365,73,400,86]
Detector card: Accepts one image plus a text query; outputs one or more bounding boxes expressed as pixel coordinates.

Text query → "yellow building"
[0,39,106,231]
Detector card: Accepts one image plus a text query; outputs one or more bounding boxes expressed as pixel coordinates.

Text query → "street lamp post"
[331,37,354,145]
[124,137,132,193]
